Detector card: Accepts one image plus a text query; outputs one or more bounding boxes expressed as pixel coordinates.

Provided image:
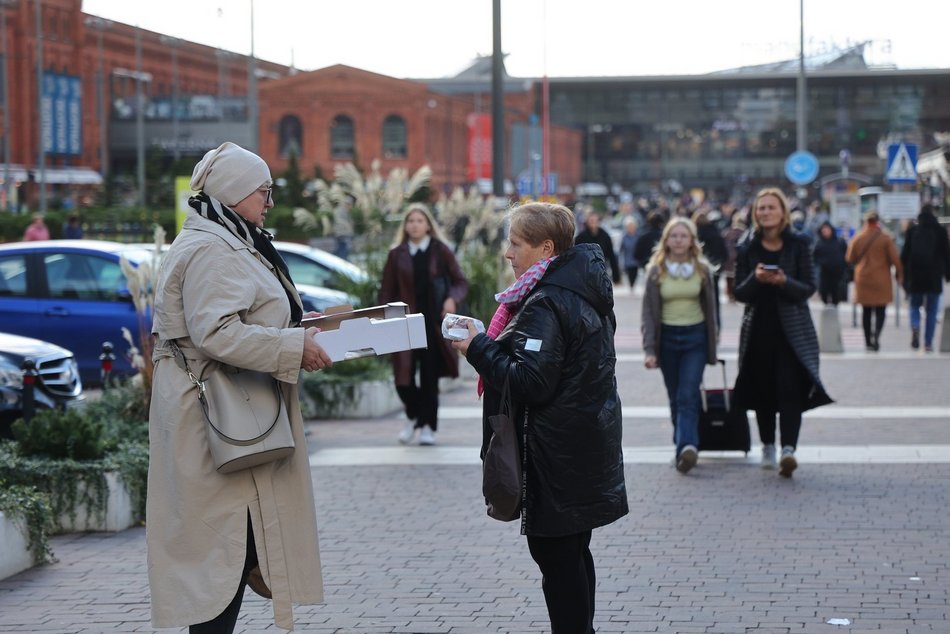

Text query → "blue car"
[0,240,358,386]
[0,240,155,387]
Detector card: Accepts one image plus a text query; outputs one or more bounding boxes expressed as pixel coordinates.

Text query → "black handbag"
[482,378,523,522]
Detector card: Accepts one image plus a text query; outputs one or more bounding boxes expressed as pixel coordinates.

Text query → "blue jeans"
[659,323,708,457]
[909,292,941,347]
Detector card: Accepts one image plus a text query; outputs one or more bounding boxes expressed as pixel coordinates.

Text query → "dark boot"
[911,328,920,349]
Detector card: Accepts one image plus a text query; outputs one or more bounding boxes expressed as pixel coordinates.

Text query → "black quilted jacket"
[466,244,629,537]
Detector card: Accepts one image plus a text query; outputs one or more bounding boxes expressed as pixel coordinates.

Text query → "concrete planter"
[308,380,403,419]
[54,471,137,534]
[0,511,33,581]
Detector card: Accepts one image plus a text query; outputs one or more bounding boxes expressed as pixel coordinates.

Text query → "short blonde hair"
[507,202,575,255]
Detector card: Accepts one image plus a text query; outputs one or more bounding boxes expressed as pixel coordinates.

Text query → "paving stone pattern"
[0,285,947,633]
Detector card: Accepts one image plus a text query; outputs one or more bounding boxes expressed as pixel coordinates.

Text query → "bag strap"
[167,339,208,400]
[853,231,883,266]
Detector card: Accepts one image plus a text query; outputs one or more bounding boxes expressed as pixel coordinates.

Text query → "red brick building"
[0,0,581,210]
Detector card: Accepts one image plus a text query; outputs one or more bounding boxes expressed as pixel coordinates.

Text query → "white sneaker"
[676,445,697,474]
[418,425,436,446]
[419,425,435,445]
[761,444,777,469]
[779,446,797,478]
[398,421,417,445]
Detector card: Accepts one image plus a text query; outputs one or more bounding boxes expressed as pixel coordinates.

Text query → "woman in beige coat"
[148,142,332,632]
[846,210,903,351]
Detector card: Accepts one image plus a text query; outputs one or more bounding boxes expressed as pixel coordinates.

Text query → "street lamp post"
[159,35,180,161]
[135,25,145,208]
[34,0,46,213]
[490,0,504,199]
[247,0,258,152]
[1,0,16,212]
[84,16,111,182]
[796,0,807,153]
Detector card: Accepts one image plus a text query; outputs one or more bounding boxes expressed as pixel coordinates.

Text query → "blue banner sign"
[41,72,82,156]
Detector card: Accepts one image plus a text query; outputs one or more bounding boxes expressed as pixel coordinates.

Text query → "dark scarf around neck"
[189,192,303,325]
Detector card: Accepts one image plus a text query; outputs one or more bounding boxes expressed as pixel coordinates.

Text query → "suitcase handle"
[700,359,730,412]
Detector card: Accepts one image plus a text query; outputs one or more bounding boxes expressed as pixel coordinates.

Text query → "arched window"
[330,114,355,160]
[278,114,303,158]
[382,114,407,159]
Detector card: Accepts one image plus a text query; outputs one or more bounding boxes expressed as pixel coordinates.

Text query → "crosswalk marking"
[310,444,950,466]
[434,405,949,420]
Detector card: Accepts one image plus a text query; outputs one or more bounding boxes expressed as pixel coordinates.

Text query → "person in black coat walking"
[900,204,950,351]
[734,188,833,478]
[633,211,666,273]
[575,209,622,284]
[453,202,628,634]
[812,221,849,305]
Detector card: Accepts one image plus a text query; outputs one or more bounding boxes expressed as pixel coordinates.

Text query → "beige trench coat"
[147,213,322,631]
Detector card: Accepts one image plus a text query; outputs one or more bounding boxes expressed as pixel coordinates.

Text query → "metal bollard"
[941,306,950,353]
[100,341,115,389]
[21,358,37,423]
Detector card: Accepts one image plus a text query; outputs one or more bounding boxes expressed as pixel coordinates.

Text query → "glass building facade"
[546,69,950,199]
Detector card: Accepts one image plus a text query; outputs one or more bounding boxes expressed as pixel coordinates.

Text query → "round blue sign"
[784,151,820,185]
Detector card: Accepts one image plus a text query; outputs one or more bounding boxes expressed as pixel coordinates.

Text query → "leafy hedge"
[0,381,150,565]
[0,204,315,244]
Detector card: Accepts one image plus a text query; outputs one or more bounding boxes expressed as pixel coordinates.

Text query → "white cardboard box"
[303,302,428,362]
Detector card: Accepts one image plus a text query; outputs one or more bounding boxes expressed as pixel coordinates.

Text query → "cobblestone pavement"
[0,286,947,633]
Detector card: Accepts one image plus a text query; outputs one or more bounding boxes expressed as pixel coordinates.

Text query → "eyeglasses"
[258,187,273,205]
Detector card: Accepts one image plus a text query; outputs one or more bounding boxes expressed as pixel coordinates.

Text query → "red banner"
[466,113,492,181]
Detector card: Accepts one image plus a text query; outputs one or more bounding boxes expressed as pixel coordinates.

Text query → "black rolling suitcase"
[698,359,750,453]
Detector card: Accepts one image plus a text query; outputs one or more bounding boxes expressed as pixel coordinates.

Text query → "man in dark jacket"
[454,202,628,634]
[575,210,621,283]
[901,204,950,351]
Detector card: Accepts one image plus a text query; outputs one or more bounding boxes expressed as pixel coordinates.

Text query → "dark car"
[0,332,85,439]
[0,240,155,386]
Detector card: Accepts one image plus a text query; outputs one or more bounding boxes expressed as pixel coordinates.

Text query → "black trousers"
[819,269,842,305]
[395,344,442,430]
[190,513,259,634]
[862,305,887,346]
[754,334,805,450]
[527,530,596,634]
[625,266,639,288]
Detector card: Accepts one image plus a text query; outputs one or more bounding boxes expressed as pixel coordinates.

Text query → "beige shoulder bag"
[169,341,295,474]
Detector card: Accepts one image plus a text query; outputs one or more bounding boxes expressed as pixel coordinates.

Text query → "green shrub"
[86,382,150,450]
[11,408,106,461]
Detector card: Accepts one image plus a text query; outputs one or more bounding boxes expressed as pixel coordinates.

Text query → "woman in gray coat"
[149,142,332,632]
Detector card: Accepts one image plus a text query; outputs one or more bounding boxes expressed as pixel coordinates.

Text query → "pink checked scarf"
[476,256,557,396]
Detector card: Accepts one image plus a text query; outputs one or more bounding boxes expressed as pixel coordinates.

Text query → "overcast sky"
[81,0,950,79]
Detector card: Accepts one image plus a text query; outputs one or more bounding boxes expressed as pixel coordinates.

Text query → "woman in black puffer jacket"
[454,202,628,634]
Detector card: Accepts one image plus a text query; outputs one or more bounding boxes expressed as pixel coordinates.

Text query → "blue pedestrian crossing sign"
[885,143,918,184]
